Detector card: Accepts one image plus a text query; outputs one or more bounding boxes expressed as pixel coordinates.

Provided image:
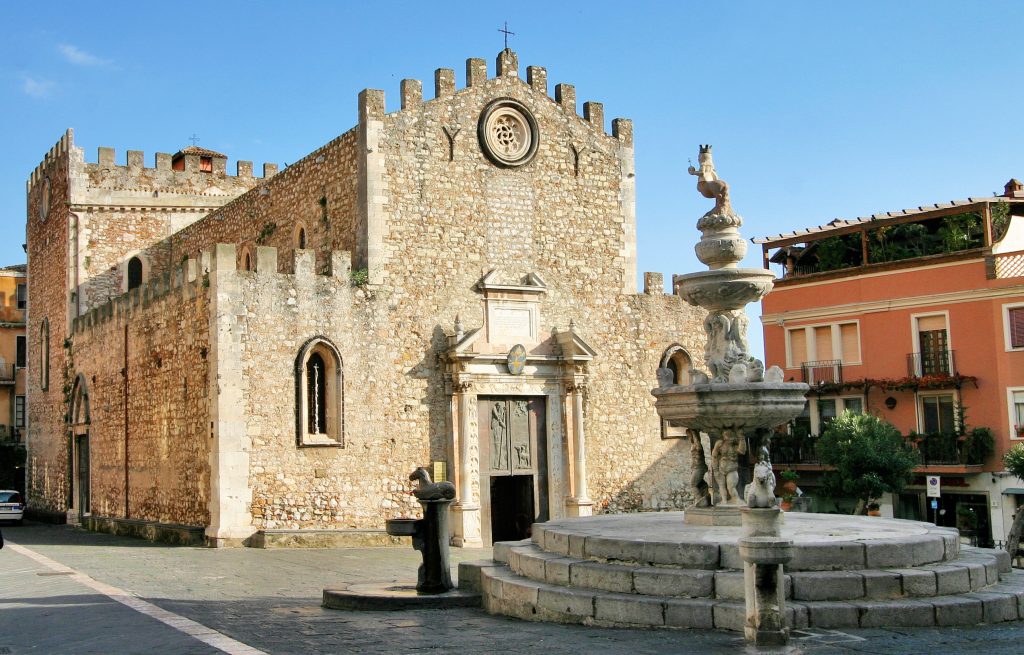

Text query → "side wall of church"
[66,265,212,525]
[154,131,360,278]
[25,131,74,516]
[68,147,268,314]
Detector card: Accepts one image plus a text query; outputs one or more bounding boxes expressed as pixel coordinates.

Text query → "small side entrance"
[75,433,90,516]
[479,397,547,544]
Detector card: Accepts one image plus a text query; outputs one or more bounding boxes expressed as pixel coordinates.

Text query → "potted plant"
[779,469,799,498]
[866,501,881,517]
[780,494,794,511]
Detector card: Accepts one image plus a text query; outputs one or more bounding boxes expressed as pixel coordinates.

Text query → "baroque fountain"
[452,148,1023,643]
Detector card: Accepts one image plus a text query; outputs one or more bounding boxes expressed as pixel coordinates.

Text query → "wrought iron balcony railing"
[801,360,842,386]
[907,349,956,377]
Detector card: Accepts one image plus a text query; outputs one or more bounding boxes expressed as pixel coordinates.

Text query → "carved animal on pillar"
[744,460,778,508]
[409,467,456,501]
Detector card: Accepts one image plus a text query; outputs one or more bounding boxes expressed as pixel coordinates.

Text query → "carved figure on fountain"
[688,145,733,218]
[688,429,711,507]
[705,310,765,383]
[744,460,778,508]
[712,429,746,505]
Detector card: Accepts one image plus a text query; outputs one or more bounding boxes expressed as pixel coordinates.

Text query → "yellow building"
[0,264,27,442]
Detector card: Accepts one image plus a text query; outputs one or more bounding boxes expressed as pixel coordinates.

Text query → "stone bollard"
[739,507,793,646]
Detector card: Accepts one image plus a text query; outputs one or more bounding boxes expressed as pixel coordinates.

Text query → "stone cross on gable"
[498,21,515,50]
[189,133,200,146]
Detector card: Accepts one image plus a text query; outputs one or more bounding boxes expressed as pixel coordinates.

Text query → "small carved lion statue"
[409,467,456,501]
[744,460,778,509]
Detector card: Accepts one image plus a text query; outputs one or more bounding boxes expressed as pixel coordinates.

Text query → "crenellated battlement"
[72,245,354,335]
[87,146,278,180]
[27,128,74,189]
[362,49,630,143]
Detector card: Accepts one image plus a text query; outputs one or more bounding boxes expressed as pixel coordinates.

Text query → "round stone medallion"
[478,99,539,168]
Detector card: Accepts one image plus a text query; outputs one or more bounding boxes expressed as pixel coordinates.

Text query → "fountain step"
[473,564,1024,630]
[531,512,975,572]
[502,541,1007,601]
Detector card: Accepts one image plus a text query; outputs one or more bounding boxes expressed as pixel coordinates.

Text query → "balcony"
[907,349,956,377]
[0,363,15,385]
[770,430,992,471]
[801,360,842,386]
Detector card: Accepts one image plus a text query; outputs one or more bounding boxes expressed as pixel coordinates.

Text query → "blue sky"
[2,1,1023,360]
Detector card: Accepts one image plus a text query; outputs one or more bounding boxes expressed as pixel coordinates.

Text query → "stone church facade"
[25,49,705,547]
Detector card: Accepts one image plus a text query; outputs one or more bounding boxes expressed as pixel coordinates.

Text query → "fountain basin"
[676,268,775,311]
[385,518,419,537]
[652,381,810,433]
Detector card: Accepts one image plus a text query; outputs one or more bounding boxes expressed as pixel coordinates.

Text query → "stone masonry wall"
[69,146,268,313]
[153,131,360,278]
[25,131,73,515]
[68,264,212,525]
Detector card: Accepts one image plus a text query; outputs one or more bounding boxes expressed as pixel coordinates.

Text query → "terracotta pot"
[867,509,881,517]
[779,480,798,497]
[780,500,793,511]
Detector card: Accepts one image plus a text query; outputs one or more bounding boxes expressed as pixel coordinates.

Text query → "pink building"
[756,180,1024,546]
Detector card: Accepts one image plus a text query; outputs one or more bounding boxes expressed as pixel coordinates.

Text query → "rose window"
[478,99,539,167]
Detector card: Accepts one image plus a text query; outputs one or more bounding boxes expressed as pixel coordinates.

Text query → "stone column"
[565,381,592,517]
[738,507,793,646]
[451,380,482,547]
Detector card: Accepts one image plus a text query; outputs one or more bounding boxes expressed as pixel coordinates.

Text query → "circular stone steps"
[458,511,1024,630]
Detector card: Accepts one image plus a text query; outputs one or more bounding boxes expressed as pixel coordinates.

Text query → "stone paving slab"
[4,523,1024,655]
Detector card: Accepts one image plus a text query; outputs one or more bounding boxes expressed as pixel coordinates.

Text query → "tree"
[817,411,919,514]
[1003,444,1024,559]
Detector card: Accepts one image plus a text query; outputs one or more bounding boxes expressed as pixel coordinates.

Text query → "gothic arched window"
[127,256,144,291]
[40,318,49,391]
[295,337,343,447]
[660,345,693,385]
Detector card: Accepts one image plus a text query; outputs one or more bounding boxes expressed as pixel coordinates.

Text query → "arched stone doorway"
[68,374,91,520]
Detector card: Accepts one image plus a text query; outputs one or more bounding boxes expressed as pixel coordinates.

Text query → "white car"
[0,490,24,524]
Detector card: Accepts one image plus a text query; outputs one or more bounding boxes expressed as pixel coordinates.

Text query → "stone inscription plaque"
[491,307,532,340]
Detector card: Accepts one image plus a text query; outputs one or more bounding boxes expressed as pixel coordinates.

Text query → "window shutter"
[840,323,860,363]
[814,326,834,361]
[789,329,807,366]
[1010,308,1024,349]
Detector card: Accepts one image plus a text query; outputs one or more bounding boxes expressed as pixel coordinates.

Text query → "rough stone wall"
[232,248,702,532]
[157,131,360,278]
[359,57,705,514]
[227,248,424,530]
[69,146,266,313]
[68,266,212,525]
[25,131,73,515]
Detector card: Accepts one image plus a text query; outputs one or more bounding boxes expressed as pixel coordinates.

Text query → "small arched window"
[39,318,49,391]
[661,345,693,385]
[127,256,143,291]
[244,252,252,271]
[294,223,308,250]
[295,337,343,447]
[40,178,51,221]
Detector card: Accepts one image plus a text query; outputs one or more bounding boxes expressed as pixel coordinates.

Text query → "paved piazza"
[1,522,1023,654]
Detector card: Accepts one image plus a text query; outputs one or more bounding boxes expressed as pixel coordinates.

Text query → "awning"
[1001,488,1024,495]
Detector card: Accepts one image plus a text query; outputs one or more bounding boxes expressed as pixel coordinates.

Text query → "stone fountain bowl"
[652,381,810,433]
[385,518,419,537]
[676,268,776,312]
